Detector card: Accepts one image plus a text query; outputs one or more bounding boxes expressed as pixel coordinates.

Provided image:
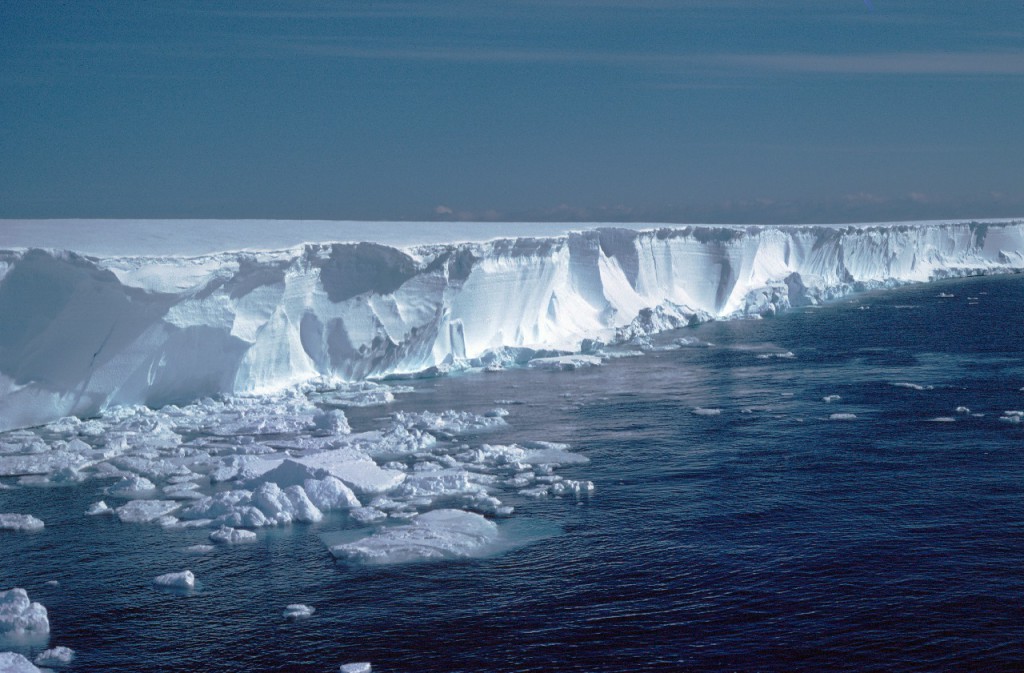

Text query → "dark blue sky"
[2,0,1022,223]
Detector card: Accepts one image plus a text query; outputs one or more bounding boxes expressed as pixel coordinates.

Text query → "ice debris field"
[1,218,1023,669]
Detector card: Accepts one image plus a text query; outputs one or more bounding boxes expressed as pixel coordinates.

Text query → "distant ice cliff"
[1,220,1022,430]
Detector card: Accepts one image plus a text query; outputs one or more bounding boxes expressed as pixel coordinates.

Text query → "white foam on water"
[283,604,315,619]
[891,382,934,391]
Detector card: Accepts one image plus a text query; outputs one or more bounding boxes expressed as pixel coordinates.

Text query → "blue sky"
[1,0,1022,223]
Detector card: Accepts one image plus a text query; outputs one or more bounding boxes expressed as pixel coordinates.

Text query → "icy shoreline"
[1,220,1023,431]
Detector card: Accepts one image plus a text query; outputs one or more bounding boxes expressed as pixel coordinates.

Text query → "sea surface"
[2,274,1023,672]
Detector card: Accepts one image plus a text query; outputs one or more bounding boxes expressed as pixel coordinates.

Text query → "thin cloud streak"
[283,37,1024,77]
[714,51,1024,75]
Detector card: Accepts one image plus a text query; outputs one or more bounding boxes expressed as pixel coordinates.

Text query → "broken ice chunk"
[0,588,49,634]
[0,652,41,673]
[303,476,360,511]
[0,514,44,532]
[528,354,602,371]
[294,449,405,495]
[340,664,372,673]
[550,480,595,496]
[34,646,74,667]
[252,483,323,524]
[209,525,257,544]
[115,500,180,524]
[330,509,499,564]
[349,507,387,525]
[85,501,113,516]
[153,570,195,590]
[106,475,157,498]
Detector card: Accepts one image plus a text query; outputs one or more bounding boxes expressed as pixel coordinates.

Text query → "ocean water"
[2,274,1023,672]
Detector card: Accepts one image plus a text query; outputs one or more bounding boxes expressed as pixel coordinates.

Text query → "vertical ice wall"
[0,221,1022,430]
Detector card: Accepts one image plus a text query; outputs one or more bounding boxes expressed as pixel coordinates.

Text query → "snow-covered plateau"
[1,219,1023,432]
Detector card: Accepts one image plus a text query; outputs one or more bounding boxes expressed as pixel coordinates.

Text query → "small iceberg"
[0,588,49,634]
[0,514,44,532]
[85,501,113,516]
[209,525,257,544]
[153,570,195,590]
[340,663,372,673]
[34,646,75,668]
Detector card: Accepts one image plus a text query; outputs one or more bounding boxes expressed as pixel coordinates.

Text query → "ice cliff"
[1,220,1022,431]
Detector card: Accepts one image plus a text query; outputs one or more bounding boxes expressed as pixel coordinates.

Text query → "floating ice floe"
[330,509,499,564]
[106,475,157,497]
[115,500,180,524]
[340,663,372,673]
[955,406,971,414]
[289,450,406,495]
[999,411,1023,424]
[829,413,858,421]
[34,646,74,667]
[185,544,215,553]
[209,525,257,544]
[692,408,722,416]
[283,604,315,619]
[0,514,44,532]
[153,571,195,590]
[528,354,602,371]
[85,501,113,516]
[0,589,49,634]
[0,652,41,673]
[822,395,842,403]
[928,417,956,423]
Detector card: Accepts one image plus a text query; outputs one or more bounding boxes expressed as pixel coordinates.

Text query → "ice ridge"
[1,220,1022,430]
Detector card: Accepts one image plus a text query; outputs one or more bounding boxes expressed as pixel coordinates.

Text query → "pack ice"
[2,220,1022,431]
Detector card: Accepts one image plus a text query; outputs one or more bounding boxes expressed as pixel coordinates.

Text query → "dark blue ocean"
[2,274,1023,672]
